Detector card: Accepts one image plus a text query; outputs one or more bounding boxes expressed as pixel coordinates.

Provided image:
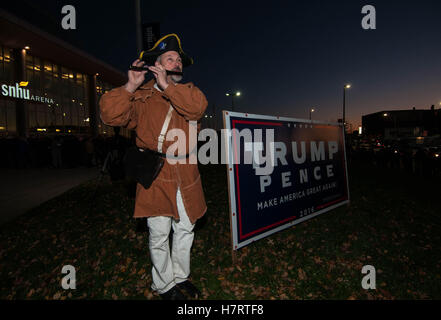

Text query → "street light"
[226,91,241,112]
[342,84,351,131]
[309,108,315,120]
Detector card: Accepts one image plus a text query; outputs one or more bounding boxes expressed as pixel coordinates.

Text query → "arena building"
[0,8,128,138]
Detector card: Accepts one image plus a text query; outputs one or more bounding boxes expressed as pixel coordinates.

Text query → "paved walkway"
[0,167,99,225]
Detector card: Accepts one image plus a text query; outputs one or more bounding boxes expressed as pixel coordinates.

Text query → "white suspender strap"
[157,106,173,153]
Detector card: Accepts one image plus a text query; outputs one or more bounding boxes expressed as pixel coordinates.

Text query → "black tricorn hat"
[139,33,193,68]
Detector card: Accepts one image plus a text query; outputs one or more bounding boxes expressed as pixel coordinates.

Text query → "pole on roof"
[135,0,143,53]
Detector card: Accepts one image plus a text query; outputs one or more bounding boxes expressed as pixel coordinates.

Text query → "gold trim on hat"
[139,33,186,60]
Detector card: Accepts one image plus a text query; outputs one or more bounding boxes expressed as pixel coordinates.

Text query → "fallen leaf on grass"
[27,289,35,297]
[298,268,307,280]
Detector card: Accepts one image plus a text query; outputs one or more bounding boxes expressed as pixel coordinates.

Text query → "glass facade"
[0,46,16,135]
[24,52,89,134]
[0,44,128,138]
[96,78,130,138]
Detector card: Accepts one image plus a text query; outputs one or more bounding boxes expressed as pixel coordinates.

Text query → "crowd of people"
[350,139,441,177]
[0,128,131,171]
[2,131,440,180]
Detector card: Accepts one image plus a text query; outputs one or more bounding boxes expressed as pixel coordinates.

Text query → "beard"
[169,67,183,83]
[170,74,183,83]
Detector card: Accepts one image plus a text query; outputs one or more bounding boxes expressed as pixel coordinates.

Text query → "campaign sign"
[223,111,349,250]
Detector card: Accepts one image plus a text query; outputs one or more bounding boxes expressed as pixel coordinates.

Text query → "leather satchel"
[124,147,164,189]
[124,105,173,189]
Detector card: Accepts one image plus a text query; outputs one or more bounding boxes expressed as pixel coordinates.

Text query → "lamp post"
[342,84,351,131]
[309,108,315,120]
[226,91,241,112]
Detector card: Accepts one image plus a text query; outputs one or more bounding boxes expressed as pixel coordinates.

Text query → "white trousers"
[147,188,195,294]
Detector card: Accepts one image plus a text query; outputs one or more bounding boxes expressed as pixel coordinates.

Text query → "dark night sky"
[18,0,441,128]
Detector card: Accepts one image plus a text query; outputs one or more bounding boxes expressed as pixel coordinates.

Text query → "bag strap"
[157,105,173,153]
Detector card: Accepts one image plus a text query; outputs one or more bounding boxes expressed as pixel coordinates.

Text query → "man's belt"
[139,148,190,160]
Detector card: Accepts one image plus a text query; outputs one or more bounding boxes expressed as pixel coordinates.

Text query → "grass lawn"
[0,159,440,300]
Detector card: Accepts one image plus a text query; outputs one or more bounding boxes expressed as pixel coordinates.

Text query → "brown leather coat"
[99,79,208,224]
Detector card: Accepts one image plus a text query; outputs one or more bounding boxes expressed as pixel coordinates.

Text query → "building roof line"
[0,8,125,78]
[363,108,438,116]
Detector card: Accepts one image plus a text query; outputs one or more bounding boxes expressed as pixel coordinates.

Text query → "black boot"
[159,286,187,300]
[176,281,201,299]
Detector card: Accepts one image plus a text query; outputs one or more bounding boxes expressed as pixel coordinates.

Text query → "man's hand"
[149,63,169,91]
[125,59,147,93]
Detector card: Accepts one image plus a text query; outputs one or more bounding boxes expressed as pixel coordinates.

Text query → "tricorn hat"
[139,33,193,68]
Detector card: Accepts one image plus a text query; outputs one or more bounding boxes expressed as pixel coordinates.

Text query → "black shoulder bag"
[124,106,173,189]
[124,147,164,189]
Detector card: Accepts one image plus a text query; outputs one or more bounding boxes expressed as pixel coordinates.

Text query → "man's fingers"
[148,66,166,74]
[132,59,145,67]
[129,59,148,78]
[148,66,159,74]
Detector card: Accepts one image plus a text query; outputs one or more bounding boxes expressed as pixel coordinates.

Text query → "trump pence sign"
[223,111,349,250]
